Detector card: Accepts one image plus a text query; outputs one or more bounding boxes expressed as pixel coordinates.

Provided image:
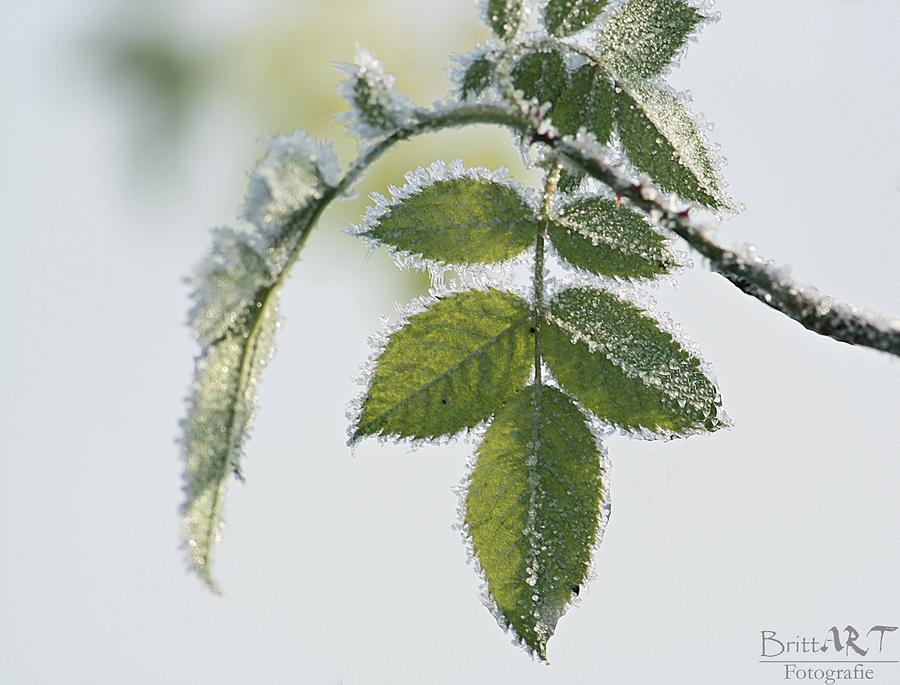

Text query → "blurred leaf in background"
[87,0,540,295]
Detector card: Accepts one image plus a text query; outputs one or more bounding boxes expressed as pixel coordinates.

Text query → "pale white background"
[2,1,900,684]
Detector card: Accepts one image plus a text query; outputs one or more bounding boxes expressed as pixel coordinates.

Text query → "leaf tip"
[183,532,223,594]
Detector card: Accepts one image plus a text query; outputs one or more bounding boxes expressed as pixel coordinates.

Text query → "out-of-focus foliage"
[90,0,529,186]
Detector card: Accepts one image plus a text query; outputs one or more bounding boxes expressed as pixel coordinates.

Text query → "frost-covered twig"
[534,131,900,358]
[407,104,900,357]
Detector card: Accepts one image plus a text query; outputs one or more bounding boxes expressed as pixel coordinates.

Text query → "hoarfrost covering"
[188,228,272,345]
[349,158,537,272]
[336,45,418,140]
[242,130,341,236]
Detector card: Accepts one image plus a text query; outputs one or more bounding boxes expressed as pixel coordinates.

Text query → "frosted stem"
[528,131,900,358]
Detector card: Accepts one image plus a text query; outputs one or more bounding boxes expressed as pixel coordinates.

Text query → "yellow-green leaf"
[362,176,538,265]
[353,289,534,441]
[466,385,606,660]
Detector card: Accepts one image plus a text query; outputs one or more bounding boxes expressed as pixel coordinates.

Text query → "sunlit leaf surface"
[354,289,534,440]
[544,287,724,434]
[466,385,606,660]
[363,177,538,264]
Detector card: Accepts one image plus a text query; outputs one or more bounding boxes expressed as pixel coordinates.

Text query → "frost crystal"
[242,130,340,236]
[336,46,417,141]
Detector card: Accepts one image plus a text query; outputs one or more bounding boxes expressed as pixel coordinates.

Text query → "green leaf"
[190,232,273,345]
[615,80,726,208]
[600,0,705,79]
[355,74,403,130]
[511,49,570,111]
[182,134,335,589]
[544,287,724,434]
[487,0,524,41]
[461,56,494,100]
[363,176,538,265]
[548,197,677,279]
[466,385,606,660]
[552,64,615,144]
[182,282,279,591]
[339,47,415,137]
[556,168,585,194]
[353,289,534,441]
[545,0,610,38]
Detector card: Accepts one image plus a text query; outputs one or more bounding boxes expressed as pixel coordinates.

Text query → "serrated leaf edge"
[598,0,711,79]
[545,286,730,436]
[549,214,681,275]
[614,78,731,209]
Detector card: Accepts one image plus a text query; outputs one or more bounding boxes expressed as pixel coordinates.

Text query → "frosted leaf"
[448,45,499,101]
[188,228,272,345]
[480,0,526,41]
[511,48,570,112]
[462,56,494,100]
[182,132,335,589]
[350,159,538,267]
[615,80,729,208]
[336,46,417,140]
[544,0,610,38]
[241,130,340,236]
[547,197,678,279]
[181,285,280,590]
[599,0,706,79]
[352,288,534,442]
[544,286,726,435]
[551,63,615,143]
[465,385,606,660]
[354,159,538,266]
